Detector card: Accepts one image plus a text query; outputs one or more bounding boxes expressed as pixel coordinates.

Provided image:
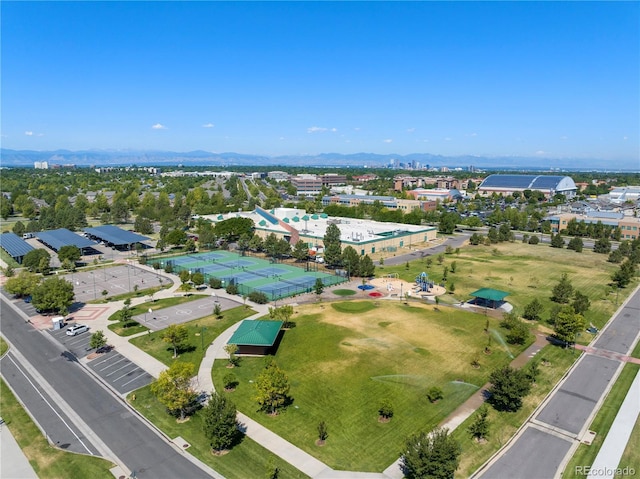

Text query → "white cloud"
[37,133,44,137]
[307,126,337,133]
[279,137,285,141]
[407,128,416,133]
[623,136,628,140]
[25,131,33,136]
[444,137,452,141]
[202,123,215,128]
[535,150,546,155]
[468,132,477,137]
[383,139,393,143]
[353,127,361,131]
[152,123,167,130]
[560,135,568,140]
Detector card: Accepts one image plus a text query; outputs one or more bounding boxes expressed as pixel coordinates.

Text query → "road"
[382,232,471,266]
[0,297,219,479]
[475,285,640,479]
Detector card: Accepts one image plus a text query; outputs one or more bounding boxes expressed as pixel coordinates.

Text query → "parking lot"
[86,350,154,395]
[48,323,95,359]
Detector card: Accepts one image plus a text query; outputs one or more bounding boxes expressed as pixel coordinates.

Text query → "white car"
[66,324,89,336]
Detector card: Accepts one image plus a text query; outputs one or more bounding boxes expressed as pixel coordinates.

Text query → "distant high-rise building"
[34,161,48,169]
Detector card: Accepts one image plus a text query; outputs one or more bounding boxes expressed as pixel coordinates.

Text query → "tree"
[58,245,82,264]
[4,271,40,298]
[151,361,197,420]
[317,420,328,443]
[23,249,51,273]
[254,360,291,415]
[523,298,544,321]
[223,373,238,390]
[593,237,611,254]
[566,237,583,253]
[468,405,489,441]
[551,273,574,304]
[162,324,189,358]
[314,278,324,296]
[201,392,240,453]
[378,399,394,421]
[528,235,540,245]
[487,366,532,412]
[571,291,591,315]
[612,259,637,289]
[550,233,565,249]
[214,217,254,242]
[32,277,74,315]
[506,321,530,345]
[342,246,361,278]
[213,303,223,319]
[469,233,484,245]
[165,228,188,247]
[89,330,107,350]
[191,272,205,286]
[292,240,309,262]
[224,343,239,366]
[359,255,375,277]
[426,386,444,403]
[323,223,342,268]
[438,212,460,234]
[553,305,586,345]
[400,427,461,479]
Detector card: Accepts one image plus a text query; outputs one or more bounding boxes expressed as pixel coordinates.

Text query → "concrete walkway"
[587,370,640,479]
[0,419,39,479]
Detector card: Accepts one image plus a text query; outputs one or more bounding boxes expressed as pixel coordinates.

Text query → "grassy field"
[332,289,357,296]
[379,242,636,338]
[452,345,579,477]
[212,300,531,472]
[563,339,640,478]
[0,337,8,356]
[127,386,308,479]
[0,379,114,479]
[130,305,255,370]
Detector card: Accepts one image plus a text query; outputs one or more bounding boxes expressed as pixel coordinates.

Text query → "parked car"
[66,324,89,336]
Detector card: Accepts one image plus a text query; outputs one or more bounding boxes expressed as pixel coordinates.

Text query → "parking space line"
[92,355,119,367]
[120,371,150,388]
[114,367,141,382]
[105,363,134,377]
[99,356,128,371]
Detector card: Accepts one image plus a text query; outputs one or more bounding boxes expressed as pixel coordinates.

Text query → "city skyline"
[2,1,639,168]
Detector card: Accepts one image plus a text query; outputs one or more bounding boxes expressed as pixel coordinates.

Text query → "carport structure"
[0,232,35,264]
[35,228,96,253]
[228,320,284,355]
[469,288,510,309]
[84,225,149,251]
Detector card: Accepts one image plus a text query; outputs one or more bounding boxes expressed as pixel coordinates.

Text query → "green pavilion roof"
[469,288,509,301]
[228,320,283,347]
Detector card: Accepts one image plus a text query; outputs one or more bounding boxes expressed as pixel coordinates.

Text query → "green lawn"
[212,300,531,472]
[563,340,640,478]
[615,415,640,478]
[130,306,256,370]
[379,242,636,339]
[0,379,114,479]
[332,289,357,296]
[127,385,308,479]
[0,337,8,356]
[452,345,578,477]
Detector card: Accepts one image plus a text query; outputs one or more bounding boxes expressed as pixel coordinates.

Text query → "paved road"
[0,297,219,479]
[476,285,640,479]
[383,232,470,266]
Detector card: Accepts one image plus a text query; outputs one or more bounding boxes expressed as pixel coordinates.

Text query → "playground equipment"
[415,272,433,292]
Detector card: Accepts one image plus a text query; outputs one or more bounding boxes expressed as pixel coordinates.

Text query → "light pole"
[126,260,131,292]
[90,272,97,299]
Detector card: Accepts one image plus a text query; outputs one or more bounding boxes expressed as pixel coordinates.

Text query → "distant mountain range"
[1,148,637,171]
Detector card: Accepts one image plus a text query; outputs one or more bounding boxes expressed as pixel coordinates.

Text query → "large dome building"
[478,174,577,198]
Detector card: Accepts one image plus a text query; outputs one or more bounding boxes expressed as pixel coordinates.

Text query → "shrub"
[248,291,269,304]
[209,277,222,288]
[226,283,238,295]
[378,399,394,419]
[426,386,444,403]
[528,236,540,245]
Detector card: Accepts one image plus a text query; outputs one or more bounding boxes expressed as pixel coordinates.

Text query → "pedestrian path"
[0,418,39,479]
[587,370,640,479]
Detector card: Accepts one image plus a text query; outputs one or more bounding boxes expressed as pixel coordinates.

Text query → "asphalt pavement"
[475,285,640,479]
[0,296,222,479]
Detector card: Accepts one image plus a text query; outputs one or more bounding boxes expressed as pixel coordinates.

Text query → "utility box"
[51,316,65,330]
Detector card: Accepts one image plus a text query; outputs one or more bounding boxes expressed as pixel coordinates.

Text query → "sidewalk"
[587,370,640,479]
[0,420,38,479]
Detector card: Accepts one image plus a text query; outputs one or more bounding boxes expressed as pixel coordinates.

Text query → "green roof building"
[228,320,284,355]
[469,288,510,309]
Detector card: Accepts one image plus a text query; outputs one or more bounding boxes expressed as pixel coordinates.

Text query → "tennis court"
[152,251,346,300]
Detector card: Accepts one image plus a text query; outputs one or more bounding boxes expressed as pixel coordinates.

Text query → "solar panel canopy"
[36,228,96,251]
[0,233,35,260]
[84,225,149,245]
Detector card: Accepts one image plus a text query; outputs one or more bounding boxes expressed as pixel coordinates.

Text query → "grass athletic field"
[213,300,530,471]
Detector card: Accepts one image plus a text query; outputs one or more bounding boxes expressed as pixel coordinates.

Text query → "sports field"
[153,251,346,300]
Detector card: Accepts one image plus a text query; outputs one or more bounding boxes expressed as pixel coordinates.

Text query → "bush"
[378,399,394,419]
[248,291,269,304]
[209,277,222,289]
[223,373,238,390]
[226,283,238,295]
[506,322,530,345]
[426,386,444,403]
[528,236,540,245]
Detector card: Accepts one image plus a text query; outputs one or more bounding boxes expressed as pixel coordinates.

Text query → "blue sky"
[2,1,638,166]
